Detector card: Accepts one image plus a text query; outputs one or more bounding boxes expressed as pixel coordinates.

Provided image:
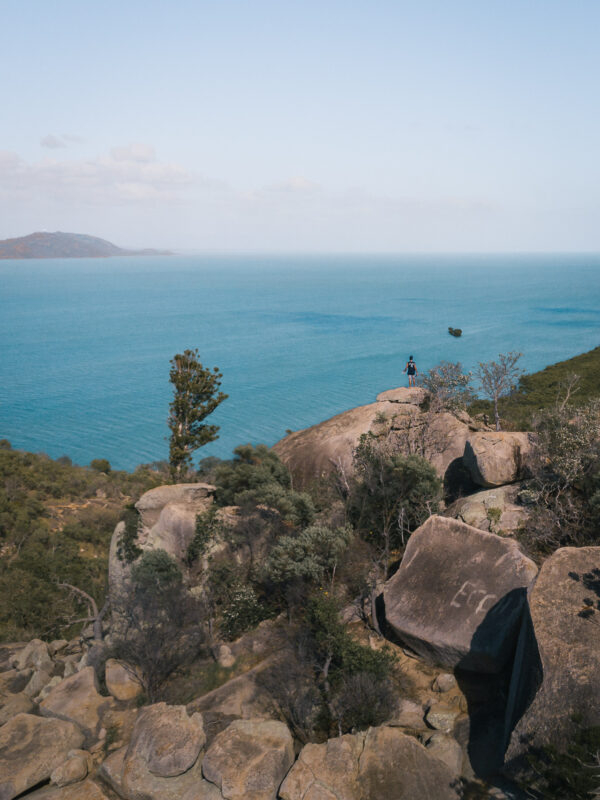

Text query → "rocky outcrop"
[108,482,215,618]
[21,780,112,799]
[202,719,294,800]
[280,726,460,800]
[383,516,538,672]
[505,547,600,766]
[0,713,84,800]
[463,432,531,488]
[444,485,529,535]
[273,387,476,488]
[40,667,114,747]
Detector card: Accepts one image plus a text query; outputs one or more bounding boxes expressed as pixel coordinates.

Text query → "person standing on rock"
[403,355,418,387]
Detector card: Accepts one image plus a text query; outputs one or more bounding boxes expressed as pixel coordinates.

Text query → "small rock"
[217,645,235,669]
[432,673,457,693]
[23,668,53,698]
[49,640,69,657]
[426,703,461,733]
[50,750,92,787]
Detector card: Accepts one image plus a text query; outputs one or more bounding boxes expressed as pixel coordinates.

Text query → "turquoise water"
[1,254,599,470]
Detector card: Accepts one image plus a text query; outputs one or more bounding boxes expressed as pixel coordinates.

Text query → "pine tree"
[168,349,227,481]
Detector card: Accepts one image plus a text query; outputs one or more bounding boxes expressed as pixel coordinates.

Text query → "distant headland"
[0,231,173,259]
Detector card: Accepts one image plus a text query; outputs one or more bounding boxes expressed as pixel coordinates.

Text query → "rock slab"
[0,713,84,800]
[383,516,538,672]
[280,726,460,800]
[505,547,600,766]
[40,666,113,746]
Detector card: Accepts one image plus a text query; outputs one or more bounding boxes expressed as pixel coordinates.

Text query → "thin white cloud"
[40,134,66,149]
[110,142,156,163]
[263,175,322,194]
[0,145,206,206]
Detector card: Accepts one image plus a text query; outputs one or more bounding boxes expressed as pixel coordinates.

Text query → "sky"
[1,0,599,252]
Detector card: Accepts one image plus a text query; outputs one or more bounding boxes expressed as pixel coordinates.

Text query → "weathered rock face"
[121,703,209,800]
[50,749,92,787]
[0,713,84,800]
[136,483,215,560]
[12,639,53,673]
[128,703,206,778]
[273,387,475,489]
[505,547,600,766]
[0,691,35,726]
[202,719,294,800]
[444,485,529,535]
[280,727,460,800]
[40,667,114,747]
[463,432,531,488]
[383,516,538,672]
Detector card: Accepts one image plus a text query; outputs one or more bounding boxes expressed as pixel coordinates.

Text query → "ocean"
[1,253,599,470]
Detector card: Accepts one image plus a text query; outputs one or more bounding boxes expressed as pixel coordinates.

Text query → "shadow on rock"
[454,589,542,779]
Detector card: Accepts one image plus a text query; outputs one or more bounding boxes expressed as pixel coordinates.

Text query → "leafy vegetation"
[0,443,163,641]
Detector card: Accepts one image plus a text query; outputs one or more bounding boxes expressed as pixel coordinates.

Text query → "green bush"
[214,444,291,505]
[90,458,111,473]
[220,584,266,640]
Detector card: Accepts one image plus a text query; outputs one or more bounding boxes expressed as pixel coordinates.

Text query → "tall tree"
[476,351,523,431]
[168,349,227,480]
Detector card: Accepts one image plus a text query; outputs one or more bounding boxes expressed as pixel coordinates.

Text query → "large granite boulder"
[280,726,460,800]
[40,667,114,747]
[121,702,211,800]
[12,639,54,673]
[202,719,294,800]
[444,485,529,535]
[273,388,474,489]
[505,547,600,766]
[463,432,531,488]
[383,516,538,672]
[0,713,84,800]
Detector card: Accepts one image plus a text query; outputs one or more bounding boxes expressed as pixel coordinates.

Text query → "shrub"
[220,584,265,640]
[333,672,398,732]
[214,444,291,505]
[90,458,111,473]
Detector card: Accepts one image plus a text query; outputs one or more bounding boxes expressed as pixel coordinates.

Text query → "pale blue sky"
[1,0,599,251]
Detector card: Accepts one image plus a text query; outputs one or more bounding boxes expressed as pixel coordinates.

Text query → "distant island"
[0,231,173,259]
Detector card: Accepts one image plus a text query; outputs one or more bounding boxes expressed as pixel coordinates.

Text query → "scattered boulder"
[463,432,531,488]
[445,485,529,535]
[127,703,205,778]
[121,703,208,800]
[0,691,35,726]
[135,483,215,530]
[23,667,53,698]
[0,713,84,800]
[50,749,92,787]
[21,780,112,799]
[279,732,364,800]
[505,547,600,766]
[202,718,294,800]
[217,645,235,669]
[433,674,457,693]
[383,516,538,672]
[105,659,143,702]
[49,640,69,657]
[426,702,461,733]
[40,667,114,747]
[388,698,427,729]
[12,639,53,673]
[97,746,127,797]
[280,726,460,800]
[423,732,464,775]
[187,663,274,721]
